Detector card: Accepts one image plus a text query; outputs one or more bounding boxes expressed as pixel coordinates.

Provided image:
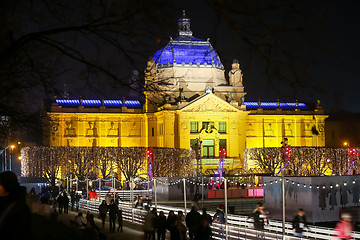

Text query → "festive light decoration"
[20,146,195,186]
[244,147,360,176]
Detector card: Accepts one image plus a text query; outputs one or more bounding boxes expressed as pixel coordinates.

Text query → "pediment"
[180,93,240,112]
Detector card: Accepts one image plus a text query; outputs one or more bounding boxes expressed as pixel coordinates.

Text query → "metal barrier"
[78,199,360,240]
[96,189,152,202]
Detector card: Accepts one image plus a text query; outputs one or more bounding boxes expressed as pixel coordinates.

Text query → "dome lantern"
[178,10,193,37]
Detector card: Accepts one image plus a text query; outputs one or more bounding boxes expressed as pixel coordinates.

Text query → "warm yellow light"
[343,142,348,146]
[18,156,22,160]
[10,145,15,149]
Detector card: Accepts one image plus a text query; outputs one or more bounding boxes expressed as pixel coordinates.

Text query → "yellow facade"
[45,93,326,173]
[44,12,327,173]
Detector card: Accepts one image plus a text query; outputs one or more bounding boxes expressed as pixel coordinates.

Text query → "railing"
[78,199,360,240]
[96,189,152,202]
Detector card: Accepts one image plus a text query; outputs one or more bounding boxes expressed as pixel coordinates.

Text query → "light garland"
[244,147,360,176]
[20,146,195,186]
[263,178,359,190]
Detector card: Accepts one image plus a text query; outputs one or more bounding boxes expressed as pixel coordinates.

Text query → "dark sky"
[3,0,360,115]
[174,0,360,113]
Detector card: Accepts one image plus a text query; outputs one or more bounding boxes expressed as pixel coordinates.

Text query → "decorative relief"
[181,121,188,130]
[64,120,76,137]
[182,95,238,112]
[86,121,97,137]
[108,122,118,137]
[285,123,293,136]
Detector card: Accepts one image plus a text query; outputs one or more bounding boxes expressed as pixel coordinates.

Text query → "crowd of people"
[0,170,357,240]
[143,206,213,240]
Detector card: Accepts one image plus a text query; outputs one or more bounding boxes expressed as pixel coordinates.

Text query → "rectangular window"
[190,121,198,133]
[219,121,226,133]
[202,139,215,158]
[190,139,197,150]
[219,139,227,153]
[152,127,154,137]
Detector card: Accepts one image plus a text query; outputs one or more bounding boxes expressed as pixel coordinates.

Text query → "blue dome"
[153,36,223,69]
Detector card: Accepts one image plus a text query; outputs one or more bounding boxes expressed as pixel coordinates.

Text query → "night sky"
[179,0,360,113]
[1,0,360,118]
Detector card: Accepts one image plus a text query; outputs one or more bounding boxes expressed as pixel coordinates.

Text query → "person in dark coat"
[201,208,212,226]
[108,199,118,232]
[57,192,64,214]
[167,210,178,240]
[186,206,201,240]
[117,209,123,232]
[212,205,225,224]
[70,190,76,211]
[98,200,108,227]
[247,203,268,238]
[156,211,167,240]
[63,192,69,214]
[0,171,32,240]
[292,209,310,237]
[194,217,212,240]
[213,204,225,239]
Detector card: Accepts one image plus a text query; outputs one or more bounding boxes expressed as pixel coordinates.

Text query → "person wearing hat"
[334,213,353,240]
[0,171,31,239]
[213,204,225,239]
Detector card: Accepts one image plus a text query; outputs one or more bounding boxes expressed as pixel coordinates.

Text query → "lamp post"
[2,145,15,171]
[9,145,15,171]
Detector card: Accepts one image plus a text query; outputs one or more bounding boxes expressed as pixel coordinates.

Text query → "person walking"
[194,217,212,240]
[108,199,118,232]
[98,200,108,227]
[247,203,268,238]
[212,204,225,239]
[334,213,353,240]
[76,192,81,211]
[167,210,178,240]
[0,171,32,240]
[144,207,156,240]
[57,192,64,214]
[156,211,167,240]
[70,190,76,211]
[201,208,212,226]
[117,209,123,232]
[186,206,201,240]
[63,192,69,214]
[176,211,187,240]
[292,208,310,237]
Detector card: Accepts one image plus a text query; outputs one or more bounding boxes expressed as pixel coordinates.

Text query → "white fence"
[79,199,360,240]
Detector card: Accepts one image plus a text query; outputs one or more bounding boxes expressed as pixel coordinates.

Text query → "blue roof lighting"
[56,99,80,107]
[153,37,222,68]
[55,99,142,108]
[82,100,101,107]
[244,102,308,110]
[103,100,123,107]
[124,100,141,108]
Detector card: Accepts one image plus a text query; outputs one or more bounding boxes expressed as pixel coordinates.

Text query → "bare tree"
[115,147,146,181]
[246,147,359,176]
[244,148,283,175]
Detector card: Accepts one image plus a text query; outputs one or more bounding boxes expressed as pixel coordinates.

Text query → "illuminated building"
[44,11,327,173]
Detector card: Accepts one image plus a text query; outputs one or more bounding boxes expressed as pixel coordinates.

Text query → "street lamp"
[2,144,16,171]
[10,145,15,171]
[343,142,348,147]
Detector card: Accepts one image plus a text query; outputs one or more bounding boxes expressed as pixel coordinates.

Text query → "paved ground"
[57,210,145,240]
[27,195,146,240]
